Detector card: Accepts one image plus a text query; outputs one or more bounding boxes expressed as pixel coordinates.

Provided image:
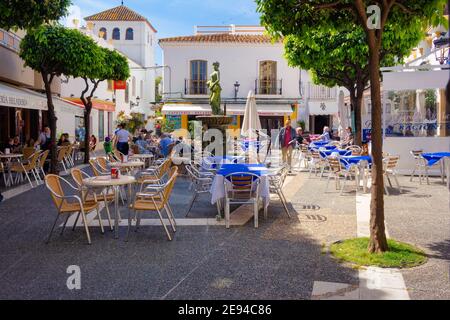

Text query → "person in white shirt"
[318,126,331,142]
[113,124,132,159]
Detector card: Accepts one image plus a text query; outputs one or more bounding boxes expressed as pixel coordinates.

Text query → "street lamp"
[136,96,141,105]
[234,81,240,99]
[433,32,450,65]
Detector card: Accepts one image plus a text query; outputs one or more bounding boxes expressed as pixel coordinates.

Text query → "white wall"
[161,42,301,100]
[90,21,156,68]
[384,137,450,175]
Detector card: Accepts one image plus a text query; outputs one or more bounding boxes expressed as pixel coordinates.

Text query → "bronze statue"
[207,62,222,115]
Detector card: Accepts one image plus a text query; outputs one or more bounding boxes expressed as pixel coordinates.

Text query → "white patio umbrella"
[240,91,262,163]
[337,91,349,137]
[241,91,262,138]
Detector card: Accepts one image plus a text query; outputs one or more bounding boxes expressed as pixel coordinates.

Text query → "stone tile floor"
[0,165,448,300]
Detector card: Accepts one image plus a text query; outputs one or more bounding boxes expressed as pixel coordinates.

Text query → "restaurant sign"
[0,94,28,107]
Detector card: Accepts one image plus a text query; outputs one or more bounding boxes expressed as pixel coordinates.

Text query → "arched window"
[98,27,107,40]
[189,60,207,94]
[112,28,120,40]
[125,28,134,40]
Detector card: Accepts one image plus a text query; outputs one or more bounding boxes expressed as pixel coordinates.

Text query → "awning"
[0,82,47,110]
[227,104,294,116]
[162,104,212,115]
[308,101,339,115]
[63,97,115,112]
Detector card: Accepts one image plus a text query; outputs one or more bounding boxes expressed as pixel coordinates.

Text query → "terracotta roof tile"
[85,5,157,33]
[159,33,281,44]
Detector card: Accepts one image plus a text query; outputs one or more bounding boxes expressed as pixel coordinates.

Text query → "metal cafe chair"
[185,164,214,216]
[224,172,261,229]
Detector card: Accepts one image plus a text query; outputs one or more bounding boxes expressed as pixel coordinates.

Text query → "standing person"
[279,120,297,171]
[114,123,132,161]
[159,133,174,158]
[35,126,51,151]
[103,136,113,155]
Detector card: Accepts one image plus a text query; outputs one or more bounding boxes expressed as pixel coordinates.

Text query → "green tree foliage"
[78,47,130,163]
[19,25,104,172]
[283,19,424,145]
[0,0,71,30]
[256,0,446,253]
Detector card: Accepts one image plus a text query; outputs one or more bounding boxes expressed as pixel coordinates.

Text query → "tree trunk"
[83,103,92,164]
[367,39,389,253]
[42,73,58,174]
[350,92,363,147]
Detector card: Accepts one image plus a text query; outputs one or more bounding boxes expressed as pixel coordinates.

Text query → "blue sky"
[65,0,261,64]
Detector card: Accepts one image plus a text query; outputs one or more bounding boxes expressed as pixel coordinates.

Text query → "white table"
[83,175,136,239]
[130,154,154,167]
[210,171,271,219]
[0,154,23,187]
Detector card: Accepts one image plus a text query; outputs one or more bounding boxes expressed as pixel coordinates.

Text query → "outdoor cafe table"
[82,175,136,239]
[109,161,145,175]
[340,155,372,193]
[203,155,245,169]
[210,163,272,218]
[421,152,450,184]
[0,154,23,187]
[130,154,154,168]
[320,149,352,157]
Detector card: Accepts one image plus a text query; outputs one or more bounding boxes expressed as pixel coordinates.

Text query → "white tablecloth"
[210,174,270,207]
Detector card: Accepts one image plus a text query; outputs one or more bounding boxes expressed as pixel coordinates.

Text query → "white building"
[59,4,158,143]
[159,25,339,134]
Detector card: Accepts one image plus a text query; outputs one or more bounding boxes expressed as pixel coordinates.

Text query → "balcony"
[185,79,209,95]
[255,79,282,95]
[307,83,337,100]
[0,28,21,53]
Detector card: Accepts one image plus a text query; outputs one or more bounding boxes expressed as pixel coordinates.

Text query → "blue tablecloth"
[340,156,372,170]
[309,144,336,151]
[203,156,243,169]
[320,149,352,157]
[311,141,329,147]
[422,152,450,166]
[217,163,268,177]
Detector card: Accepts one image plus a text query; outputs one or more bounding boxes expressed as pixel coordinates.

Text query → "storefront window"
[384,89,445,137]
[98,111,104,142]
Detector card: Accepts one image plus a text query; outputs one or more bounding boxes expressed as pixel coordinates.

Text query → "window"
[125,28,134,40]
[132,77,136,97]
[112,28,120,40]
[259,60,277,94]
[99,27,107,40]
[98,110,104,142]
[140,80,144,100]
[125,83,129,103]
[189,60,207,95]
[107,112,113,137]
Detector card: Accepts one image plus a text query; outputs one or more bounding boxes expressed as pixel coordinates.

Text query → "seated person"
[295,127,304,147]
[4,138,15,153]
[135,136,152,154]
[341,127,354,147]
[57,133,71,147]
[159,133,175,158]
[317,126,331,142]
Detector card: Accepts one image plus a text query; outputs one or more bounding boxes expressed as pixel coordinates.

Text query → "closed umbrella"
[337,91,348,137]
[241,91,262,138]
[241,91,262,163]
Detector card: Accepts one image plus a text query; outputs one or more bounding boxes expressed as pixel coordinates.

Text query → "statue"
[207,62,222,115]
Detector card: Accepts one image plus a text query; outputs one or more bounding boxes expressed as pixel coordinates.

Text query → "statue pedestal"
[196,116,233,156]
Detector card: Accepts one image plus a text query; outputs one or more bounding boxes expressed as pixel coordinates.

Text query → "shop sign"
[0,94,28,107]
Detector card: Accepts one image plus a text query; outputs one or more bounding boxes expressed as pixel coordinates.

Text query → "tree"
[75,47,130,164]
[284,21,423,146]
[257,0,446,253]
[0,0,71,30]
[20,25,107,173]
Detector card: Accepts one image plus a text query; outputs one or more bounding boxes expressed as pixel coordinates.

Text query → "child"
[103,136,113,155]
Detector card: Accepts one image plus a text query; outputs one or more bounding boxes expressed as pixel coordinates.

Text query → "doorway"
[310,115,331,134]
